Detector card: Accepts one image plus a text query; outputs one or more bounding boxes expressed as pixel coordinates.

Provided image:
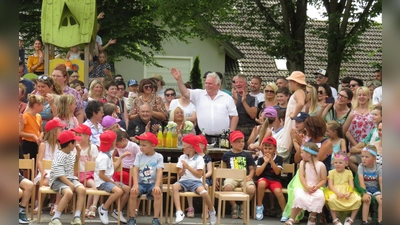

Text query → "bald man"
[127,103,162,137]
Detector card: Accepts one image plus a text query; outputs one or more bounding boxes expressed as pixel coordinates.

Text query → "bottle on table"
[225,129,231,149]
[163,127,168,147]
[157,127,163,147]
[219,129,226,148]
[172,128,178,148]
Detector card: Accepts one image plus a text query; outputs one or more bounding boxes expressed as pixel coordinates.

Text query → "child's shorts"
[223,178,255,190]
[19,174,25,184]
[177,179,204,193]
[366,186,381,196]
[97,181,125,193]
[256,178,282,193]
[51,178,83,195]
[79,171,94,184]
[136,183,162,200]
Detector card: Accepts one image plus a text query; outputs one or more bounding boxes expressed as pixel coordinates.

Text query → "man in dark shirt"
[127,103,161,138]
[233,74,258,148]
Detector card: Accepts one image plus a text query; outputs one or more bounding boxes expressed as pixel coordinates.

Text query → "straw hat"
[151,74,165,86]
[286,71,307,85]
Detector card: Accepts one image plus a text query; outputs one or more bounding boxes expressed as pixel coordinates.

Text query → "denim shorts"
[97,181,124,193]
[366,186,381,196]
[136,183,162,200]
[177,179,204,193]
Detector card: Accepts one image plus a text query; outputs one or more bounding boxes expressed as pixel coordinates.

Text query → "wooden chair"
[168,164,207,225]
[19,158,36,220]
[212,168,250,225]
[37,160,76,222]
[252,163,295,219]
[23,153,30,159]
[82,160,122,225]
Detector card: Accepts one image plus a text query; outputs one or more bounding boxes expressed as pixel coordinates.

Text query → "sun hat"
[262,136,277,147]
[71,124,92,136]
[182,134,202,153]
[263,106,277,118]
[229,130,244,142]
[286,71,307,85]
[58,130,82,145]
[101,115,121,129]
[45,119,67,132]
[135,132,158,145]
[99,130,117,152]
[151,74,166,86]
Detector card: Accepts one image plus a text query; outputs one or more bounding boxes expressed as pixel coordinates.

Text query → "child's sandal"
[307,215,317,225]
[333,218,343,225]
[231,205,239,219]
[285,218,295,225]
[87,205,97,219]
[238,204,244,219]
[343,217,354,225]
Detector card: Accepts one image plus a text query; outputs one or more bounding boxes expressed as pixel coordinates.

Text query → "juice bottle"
[157,128,163,147]
[163,127,168,147]
[172,128,178,148]
[166,128,173,148]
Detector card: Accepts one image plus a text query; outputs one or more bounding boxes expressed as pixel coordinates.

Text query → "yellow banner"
[48,58,85,83]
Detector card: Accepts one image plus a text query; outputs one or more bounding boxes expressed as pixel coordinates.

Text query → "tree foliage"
[189,56,202,89]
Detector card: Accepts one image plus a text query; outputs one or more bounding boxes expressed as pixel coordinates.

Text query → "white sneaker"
[111,209,127,224]
[209,209,217,225]
[98,204,109,224]
[175,210,185,223]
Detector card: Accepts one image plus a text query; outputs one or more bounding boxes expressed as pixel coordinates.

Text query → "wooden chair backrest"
[282,163,295,174]
[84,157,122,186]
[23,154,30,159]
[19,158,35,180]
[213,168,247,193]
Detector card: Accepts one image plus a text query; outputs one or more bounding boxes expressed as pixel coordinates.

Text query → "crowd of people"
[18,47,383,225]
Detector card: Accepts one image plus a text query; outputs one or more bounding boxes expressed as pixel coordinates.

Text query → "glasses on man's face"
[318,90,325,95]
[38,75,49,81]
[143,85,152,90]
[350,84,358,87]
[316,75,325,80]
[165,93,175,97]
[264,90,275,94]
[338,94,348,99]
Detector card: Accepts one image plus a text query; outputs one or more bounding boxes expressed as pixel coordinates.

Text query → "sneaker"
[48,218,62,225]
[98,204,109,224]
[186,207,195,218]
[19,211,29,224]
[256,205,264,220]
[111,209,127,223]
[280,216,289,222]
[209,209,216,225]
[152,218,161,225]
[71,216,82,225]
[175,210,185,223]
[127,217,136,225]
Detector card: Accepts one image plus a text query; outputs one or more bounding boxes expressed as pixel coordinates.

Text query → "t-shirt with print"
[221,150,255,175]
[134,151,164,184]
[177,154,205,182]
[74,143,99,172]
[94,152,114,187]
[256,154,283,181]
[357,163,382,190]
[49,150,78,187]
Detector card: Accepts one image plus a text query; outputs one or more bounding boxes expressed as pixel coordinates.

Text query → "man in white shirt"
[170,68,238,143]
[313,69,338,100]
[372,86,382,106]
[249,76,264,102]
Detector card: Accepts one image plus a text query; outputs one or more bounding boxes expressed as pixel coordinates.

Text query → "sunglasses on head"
[264,90,275,94]
[165,93,175,97]
[38,75,49,81]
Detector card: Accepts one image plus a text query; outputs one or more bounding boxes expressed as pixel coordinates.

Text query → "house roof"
[214,19,382,84]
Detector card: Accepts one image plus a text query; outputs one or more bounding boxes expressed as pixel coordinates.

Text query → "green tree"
[312,0,382,88]
[189,56,202,89]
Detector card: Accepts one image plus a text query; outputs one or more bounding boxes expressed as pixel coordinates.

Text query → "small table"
[155,147,251,162]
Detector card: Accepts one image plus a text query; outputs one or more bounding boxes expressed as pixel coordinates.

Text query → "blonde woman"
[261,83,278,108]
[305,84,319,116]
[88,79,105,101]
[169,106,195,135]
[54,94,79,130]
[346,86,374,149]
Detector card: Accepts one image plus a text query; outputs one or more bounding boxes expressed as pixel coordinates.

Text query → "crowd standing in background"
[18,33,383,225]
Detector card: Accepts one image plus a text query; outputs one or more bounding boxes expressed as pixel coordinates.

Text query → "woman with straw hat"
[276,71,307,162]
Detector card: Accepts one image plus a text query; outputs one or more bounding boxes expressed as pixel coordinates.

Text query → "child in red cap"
[95,130,131,224]
[172,134,217,225]
[129,132,164,225]
[221,130,256,219]
[48,130,86,225]
[185,135,213,218]
[255,136,286,221]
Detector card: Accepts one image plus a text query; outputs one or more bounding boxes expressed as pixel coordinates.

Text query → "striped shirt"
[49,150,77,187]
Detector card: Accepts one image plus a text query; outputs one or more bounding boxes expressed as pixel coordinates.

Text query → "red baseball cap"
[58,130,82,145]
[262,136,277,147]
[197,134,208,147]
[71,124,92,136]
[135,132,158,146]
[229,130,244,142]
[99,130,117,152]
[45,119,67,132]
[182,134,202,153]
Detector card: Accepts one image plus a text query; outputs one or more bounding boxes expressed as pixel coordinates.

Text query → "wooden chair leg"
[217,199,222,225]
[169,194,174,225]
[222,200,226,218]
[30,186,35,220]
[164,192,169,224]
[117,197,121,225]
[37,192,42,223]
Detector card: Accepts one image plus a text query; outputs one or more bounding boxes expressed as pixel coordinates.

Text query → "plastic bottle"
[163,127,168,147]
[219,129,226,148]
[166,128,173,148]
[172,128,178,148]
[157,128,163,147]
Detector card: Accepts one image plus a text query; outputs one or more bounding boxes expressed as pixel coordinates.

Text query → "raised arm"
[170,68,190,99]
